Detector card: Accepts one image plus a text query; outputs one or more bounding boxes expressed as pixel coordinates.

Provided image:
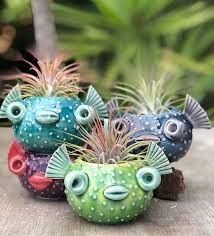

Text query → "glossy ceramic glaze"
[120,109,193,162]
[45,143,172,224]
[19,152,65,199]
[8,140,65,199]
[12,96,83,153]
[62,160,152,223]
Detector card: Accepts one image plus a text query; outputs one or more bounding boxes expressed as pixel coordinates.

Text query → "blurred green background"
[0,0,213,123]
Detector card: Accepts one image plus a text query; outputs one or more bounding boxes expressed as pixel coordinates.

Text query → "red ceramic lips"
[7,140,66,199]
[28,172,53,191]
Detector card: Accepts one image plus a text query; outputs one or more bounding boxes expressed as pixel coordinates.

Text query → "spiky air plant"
[45,117,172,224]
[110,75,212,163]
[0,55,108,199]
[114,75,182,115]
[18,56,80,98]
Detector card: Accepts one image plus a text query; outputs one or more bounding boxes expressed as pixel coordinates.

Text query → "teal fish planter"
[12,96,82,153]
[45,143,172,224]
[0,85,108,153]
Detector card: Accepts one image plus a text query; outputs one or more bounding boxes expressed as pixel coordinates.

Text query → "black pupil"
[168,122,177,133]
[146,175,152,182]
[81,109,89,118]
[72,178,80,188]
[12,106,21,116]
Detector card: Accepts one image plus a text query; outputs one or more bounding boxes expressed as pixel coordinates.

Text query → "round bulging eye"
[64,171,89,195]
[136,167,161,191]
[164,118,185,140]
[75,104,95,125]
[6,102,26,123]
[112,119,129,135]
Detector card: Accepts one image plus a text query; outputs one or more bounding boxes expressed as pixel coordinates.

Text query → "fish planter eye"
[6,102,26,123]
[75,104,95,125]
[64,170,89,195]
[112,119,129,135]
[136,167,161,191]
[163,118,185,140]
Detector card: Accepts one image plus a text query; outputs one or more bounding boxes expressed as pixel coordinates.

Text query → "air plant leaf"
[114,73,183,115]
[64,115,147,164]
[11,55,81,98]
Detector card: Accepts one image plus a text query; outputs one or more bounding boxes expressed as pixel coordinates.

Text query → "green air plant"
[45,117,172,224]
[114,74,183,115]
[18,56,80,98]
[51,0,214,100]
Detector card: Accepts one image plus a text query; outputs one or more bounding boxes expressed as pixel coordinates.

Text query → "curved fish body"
[0,85,108,153]
[45,143,172,224]
[108,95,211,162]
[13,96,82,153]
[8,140,65,199]
[120,110,193,162]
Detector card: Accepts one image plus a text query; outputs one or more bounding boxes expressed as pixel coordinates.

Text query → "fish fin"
[106,97,119,118]
[183,95,212,129]
[84,85,108,119]
[45,144,71,179]
[146,143,172,175]
[0,84,22,118]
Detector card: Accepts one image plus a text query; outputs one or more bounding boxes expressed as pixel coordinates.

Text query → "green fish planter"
[46,143,172,224]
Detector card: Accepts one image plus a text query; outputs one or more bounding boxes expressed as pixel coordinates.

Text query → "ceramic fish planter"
[0,85,108,154]
[0,57,108,199]
[110,83,212,163]
[45,118,172,224]
[8,140,65,199]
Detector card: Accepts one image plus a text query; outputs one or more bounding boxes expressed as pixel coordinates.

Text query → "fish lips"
[35,111,59,125]
[104,185,129,201]
[29,172,53,190]
[134,134,160,143]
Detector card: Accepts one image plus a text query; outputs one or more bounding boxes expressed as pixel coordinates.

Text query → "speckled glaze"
[65,160,153,224]
[8,140,65,199]
[121,109,193,162]
[19,152,65,199]
[13,96,84,153]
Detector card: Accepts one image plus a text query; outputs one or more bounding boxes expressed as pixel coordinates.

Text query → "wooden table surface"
[0,128,213,236]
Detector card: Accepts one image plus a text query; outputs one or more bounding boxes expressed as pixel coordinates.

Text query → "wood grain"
[0,128,213,236]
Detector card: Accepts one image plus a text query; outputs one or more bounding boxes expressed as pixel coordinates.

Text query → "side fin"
[146,143,172,175]
[183,95,212,129]
[84,85,108,119]
[0,85,22,118]
[45,144,71,179]
[106,98,119,119]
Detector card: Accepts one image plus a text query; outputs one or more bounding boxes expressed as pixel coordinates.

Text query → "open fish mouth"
[135,134,160,143]
[104,185,129,201]
[35,111,59,125]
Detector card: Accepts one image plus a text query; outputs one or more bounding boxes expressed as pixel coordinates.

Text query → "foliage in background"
[0,0,31,23]
[52,0,214,102]
[0,0,213,124]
